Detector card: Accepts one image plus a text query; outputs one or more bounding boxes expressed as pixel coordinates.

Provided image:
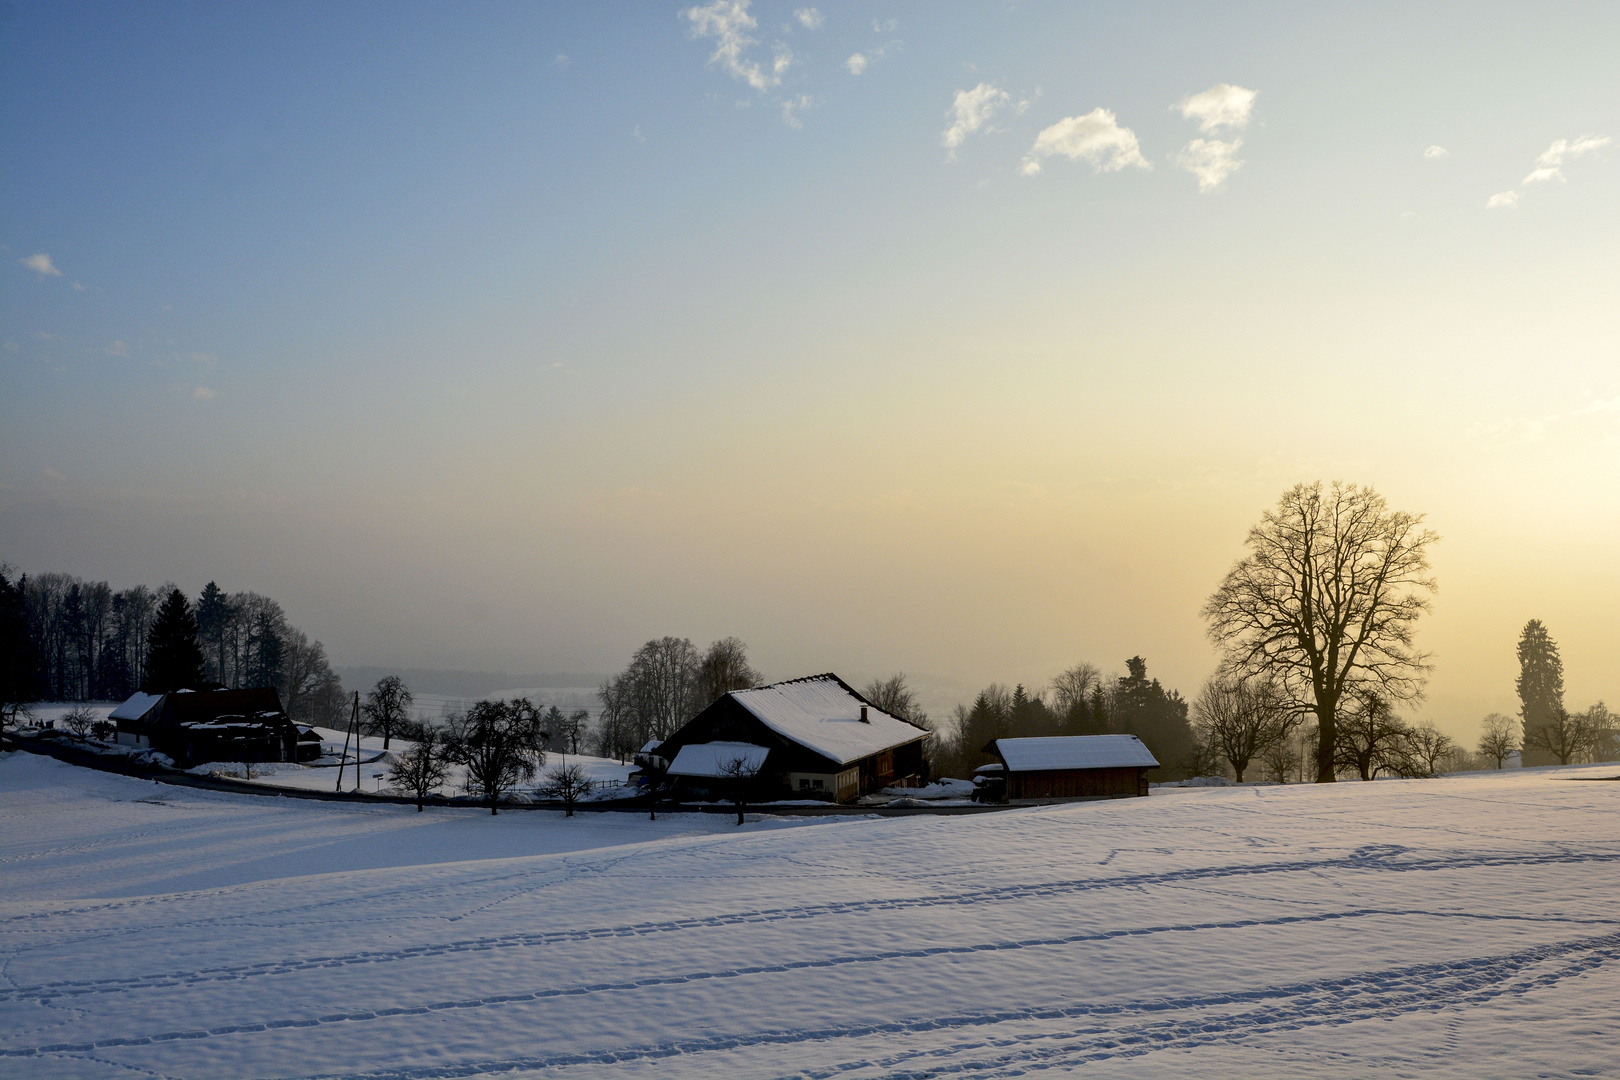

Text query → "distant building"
[653,673,931,803]
[975,735,1159,802]
[110,688,317,767]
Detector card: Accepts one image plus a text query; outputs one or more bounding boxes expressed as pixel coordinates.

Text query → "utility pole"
[336,691,359,792]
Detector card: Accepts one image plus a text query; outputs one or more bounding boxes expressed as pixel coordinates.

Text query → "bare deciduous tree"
[59,705,100,739]
[1260,739,1295,784]
[388,724,449,811]
[1476,713,1518,770]
[1524,705,1598,766]
[1192,678,1295,783]
[1333,695,1411,781]
[1392,722,1456,778]
[1202,481,1438,783]
[446,698,546,815]
[695,637,762,707]
[541,761,592,817]
[362,675,414,750]
[717,752,764,826]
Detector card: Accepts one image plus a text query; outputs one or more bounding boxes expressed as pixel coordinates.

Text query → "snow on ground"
[2,751,1617,1079]
[222,729,637,799]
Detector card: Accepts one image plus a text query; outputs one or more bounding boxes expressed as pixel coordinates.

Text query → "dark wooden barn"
[976,735,1159,802]
[111,688,308,767]
[652,673,932,803]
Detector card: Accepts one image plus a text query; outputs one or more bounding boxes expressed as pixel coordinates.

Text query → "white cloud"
[1576,394,1620,416]
[684,0,791,92]
[1424,145,1449,159]
[942,82,1009,154]
[22,253,61,277]
[1176,138,1243,191]
[846,52,867,75]
[873,18,897,33]
[1020,108,1149,176]
[1178,83,1257,133]
[1486,190,1519,209]
[1524,133,1611,184]
[1467,416,1548,447]
[780,94,814,128]
[552,54,571,71]
[107,340,129,357]
[794,7,822,30]
[192,387,216,401]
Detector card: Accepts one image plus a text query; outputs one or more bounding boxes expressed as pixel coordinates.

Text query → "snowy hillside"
[2,751,1617,1078]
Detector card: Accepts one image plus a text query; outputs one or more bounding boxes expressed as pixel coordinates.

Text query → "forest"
[0,566,348,728]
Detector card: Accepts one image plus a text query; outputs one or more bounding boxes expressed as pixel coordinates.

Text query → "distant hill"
[335,667,607,698]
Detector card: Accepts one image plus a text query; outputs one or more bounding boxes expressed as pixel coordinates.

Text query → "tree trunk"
[1233,764,1246,784]
[1315,701,1337,783]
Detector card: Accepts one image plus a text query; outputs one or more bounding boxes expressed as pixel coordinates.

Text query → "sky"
[3,2,1617,735]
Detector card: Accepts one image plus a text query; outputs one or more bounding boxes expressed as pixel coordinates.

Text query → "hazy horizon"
[4,3,1617,740]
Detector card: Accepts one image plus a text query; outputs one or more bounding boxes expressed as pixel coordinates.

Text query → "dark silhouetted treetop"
[143,588,206,693]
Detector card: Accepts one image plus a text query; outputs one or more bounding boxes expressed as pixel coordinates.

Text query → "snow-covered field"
[2,751,1617,1079]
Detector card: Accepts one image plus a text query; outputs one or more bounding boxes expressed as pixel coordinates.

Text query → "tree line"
[0,565,348,728]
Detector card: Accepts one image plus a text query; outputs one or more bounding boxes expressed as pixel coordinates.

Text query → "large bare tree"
[1202,482,1438,783]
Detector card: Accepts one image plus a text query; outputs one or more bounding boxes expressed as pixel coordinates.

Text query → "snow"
[665,741,770,778]
[106,692,161,722]
[2,750,1619,1078]
[730,674,930,765]
[992,733,1160,771]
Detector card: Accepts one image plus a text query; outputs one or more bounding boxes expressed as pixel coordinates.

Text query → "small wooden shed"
[979,735,1159,801]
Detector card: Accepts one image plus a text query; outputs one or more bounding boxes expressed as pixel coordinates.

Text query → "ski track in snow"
[2,753,1618,1079]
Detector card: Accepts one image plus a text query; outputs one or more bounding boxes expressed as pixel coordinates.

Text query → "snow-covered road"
[2,751,1616,1078]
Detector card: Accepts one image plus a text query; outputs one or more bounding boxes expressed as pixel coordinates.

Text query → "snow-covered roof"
[666,741,771,778]
[639,739,663,754]
[729,674,929,766]
[991,735,1160,772]
[109,692,163,722]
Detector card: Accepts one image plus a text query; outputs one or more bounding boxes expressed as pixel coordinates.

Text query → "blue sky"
[3,2,1617,727]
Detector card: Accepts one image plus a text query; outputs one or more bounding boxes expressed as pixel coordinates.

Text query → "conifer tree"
[143,588,206,693]
[1515,619,1564,766]
[194,581,234,686]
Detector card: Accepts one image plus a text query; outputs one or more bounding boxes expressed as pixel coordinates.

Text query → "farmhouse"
[653,673,931,803]
[110,688,316,767]
[975,734,1159,802]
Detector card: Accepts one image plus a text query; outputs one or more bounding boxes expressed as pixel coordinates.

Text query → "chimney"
[859,706,869,723]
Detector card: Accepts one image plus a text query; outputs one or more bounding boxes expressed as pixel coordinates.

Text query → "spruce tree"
[248,610,284,689]
[1516,619,1565,766]
[0,569,40,726]
[194,581,232,686]
[143,588,206,693]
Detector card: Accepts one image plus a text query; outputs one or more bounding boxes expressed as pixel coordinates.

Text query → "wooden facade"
[654,674,930,804]
[112,688,304,767]
[1003,765,1151,800]
[978,735,1159,802]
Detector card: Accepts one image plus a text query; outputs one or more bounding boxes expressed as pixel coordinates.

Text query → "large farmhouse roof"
[990,735,1160,772]
[667,741,771,778]
[730,674,929,767]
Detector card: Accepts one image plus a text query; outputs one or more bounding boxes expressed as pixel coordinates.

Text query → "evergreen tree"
[194,581,234,686]
[247,609,285,688]
[1,569,40,726]
[143,588,206,693]
[1111,656,1197,779]
[1516,619,1565,767]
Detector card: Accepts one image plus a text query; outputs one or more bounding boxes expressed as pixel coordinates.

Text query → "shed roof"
[730,674,929,766]
[666,741,771,778]
[109,692,164,722]
[990,735,1160,772]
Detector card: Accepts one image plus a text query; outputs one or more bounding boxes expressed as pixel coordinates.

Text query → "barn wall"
[1007,767,1148,800]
